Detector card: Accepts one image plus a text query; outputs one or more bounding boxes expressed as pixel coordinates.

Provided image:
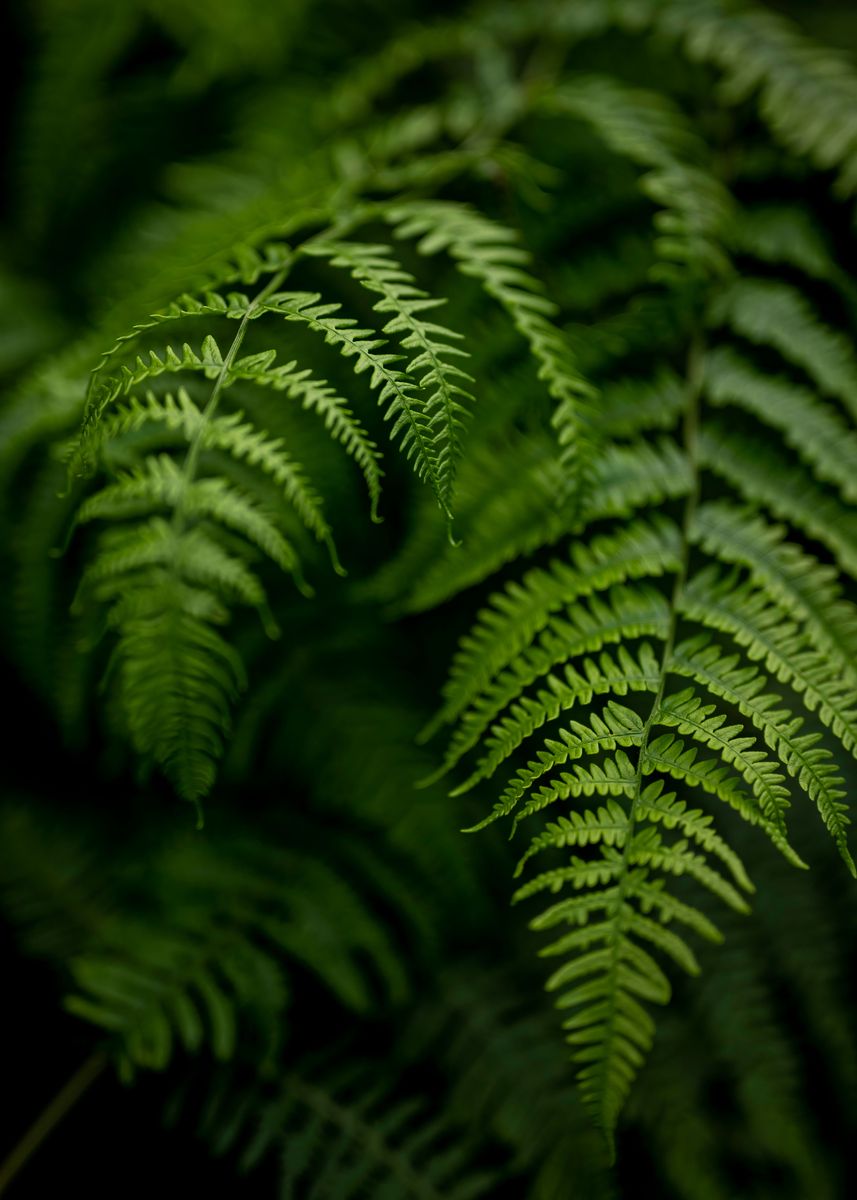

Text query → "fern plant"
[398,0,857,1154]
[3,0,857,1194]
[62,192,588,815]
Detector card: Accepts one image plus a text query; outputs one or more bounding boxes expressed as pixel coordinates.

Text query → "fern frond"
[685,934,834,1200]
[306,238,474,518]
[65,924,272,1075]
[75,455,303,583]
[98,576,246,808]
[669,638,854,872]
[510,782,749,1143]
[542,75,733,280]
[262,287,463,519]
[434,312,857,1146]
[683,566,857,762]
[703,347,857,502]
[387,199,596,506]
[407,969,614,1197]
[692,501,857,691]
[61,152,599,802]
[657,0,857,197]
[432,516,681,737]
[3,809,419,1081]
[734,204,845,289]
[711,278,857,422]
[699,422,857,579]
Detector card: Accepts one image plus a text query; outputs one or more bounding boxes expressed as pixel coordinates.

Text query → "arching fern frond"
[261,287,462,526]
[62,191,582,806]
[432,292,857,1148]
[304,238,475,520]
[386,199,596,506]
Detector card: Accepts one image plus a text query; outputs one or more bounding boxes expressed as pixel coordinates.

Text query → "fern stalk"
[171,257,293,534]
[585,330,706,1152]
[0,1053,106,1196]
[168,252,340,650]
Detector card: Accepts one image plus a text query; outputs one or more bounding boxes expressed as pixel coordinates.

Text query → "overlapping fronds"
[6,0,857,1186]
[386,199,596,503]
[62,195,576,806]
[303,238,474,519]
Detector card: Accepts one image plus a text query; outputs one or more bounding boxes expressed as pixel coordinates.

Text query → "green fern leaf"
[306,239,474,519]
[387,199,596,507]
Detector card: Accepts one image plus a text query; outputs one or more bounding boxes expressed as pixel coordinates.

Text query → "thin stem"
[160,260,297,825]
[170,210,373,530]
[171,260,293,530]
[593,329,705,1143]
[634,330,705,743]
[0,1052,107,1196]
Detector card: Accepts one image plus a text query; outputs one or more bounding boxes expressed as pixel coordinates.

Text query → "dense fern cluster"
[56,197,588,812]
[2,0,857,1194]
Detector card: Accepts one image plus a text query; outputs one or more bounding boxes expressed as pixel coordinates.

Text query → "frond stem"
[591,328,705,1147]
[171,260,295,530]
[0,1052,106,1196]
